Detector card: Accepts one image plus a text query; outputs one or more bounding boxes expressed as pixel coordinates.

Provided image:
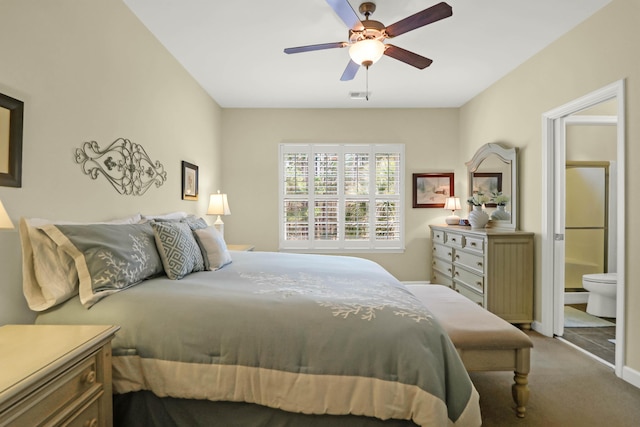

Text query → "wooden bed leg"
[512,371,529,418]
[512,347,531,418]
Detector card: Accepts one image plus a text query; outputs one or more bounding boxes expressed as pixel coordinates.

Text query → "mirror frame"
[0,92,23,188]
[466,142,518,231]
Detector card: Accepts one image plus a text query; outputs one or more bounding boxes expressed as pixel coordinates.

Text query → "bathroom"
[562,108,617,365]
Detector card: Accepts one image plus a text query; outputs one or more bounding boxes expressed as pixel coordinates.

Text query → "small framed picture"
[181,161,198,201]
[472,172,502,207]
[412,173,454,208]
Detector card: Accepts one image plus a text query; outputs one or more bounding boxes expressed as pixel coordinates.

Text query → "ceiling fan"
[284,0,453,81]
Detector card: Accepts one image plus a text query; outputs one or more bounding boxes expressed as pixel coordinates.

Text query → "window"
[279,144,404,252]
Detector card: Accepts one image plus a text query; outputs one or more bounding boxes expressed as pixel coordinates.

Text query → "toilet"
[582,273,617,318]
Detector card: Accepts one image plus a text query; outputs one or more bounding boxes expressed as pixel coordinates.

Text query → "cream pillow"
[193,226,232,270]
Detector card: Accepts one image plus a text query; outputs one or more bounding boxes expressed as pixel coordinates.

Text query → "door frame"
[540,80,625,377]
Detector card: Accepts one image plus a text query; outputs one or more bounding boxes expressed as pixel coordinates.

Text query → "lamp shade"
[0,199,13,229]
[349,39,385,66]
[207,192,231,216]
[444,197,461,211]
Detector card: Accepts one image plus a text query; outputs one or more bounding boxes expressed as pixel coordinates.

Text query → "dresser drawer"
[65,393,100,427]
[432,270,453,288]
[445,232,464,248]
[432,229,445,244]
[432,243,453,261]
[432,258,453,275]
[463,235,484,253]
[454,267,484,294]
[455,284,484,307]
[454,250,484,274]
[3,353,102,427]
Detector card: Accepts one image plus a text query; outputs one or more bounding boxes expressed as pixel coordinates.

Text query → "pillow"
[181,215,208,230]
[39,223,163,308]
[151,222,205,280]
[141,211,188,222]
[19,214,143,311]
[193,226,232,271]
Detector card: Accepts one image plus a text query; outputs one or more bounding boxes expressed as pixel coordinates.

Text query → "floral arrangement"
[491,191,510,206]
[467,192,490,206]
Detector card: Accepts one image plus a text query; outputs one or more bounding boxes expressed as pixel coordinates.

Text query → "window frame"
[278,143,405,253]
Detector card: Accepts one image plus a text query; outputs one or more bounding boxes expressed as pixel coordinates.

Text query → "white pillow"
[19,214,142,311]
[193,226,232,270]
[141,211,188,222]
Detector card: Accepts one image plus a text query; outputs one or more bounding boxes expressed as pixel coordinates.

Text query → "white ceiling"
[123,0,611,108]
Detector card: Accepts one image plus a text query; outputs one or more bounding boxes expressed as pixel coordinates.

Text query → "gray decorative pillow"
[151,222,205,280]
[39,223,163,308]
[181,215,208,230]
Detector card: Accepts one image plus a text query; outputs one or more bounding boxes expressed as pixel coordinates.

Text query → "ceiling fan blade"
[385,2,452,38]
[284,42,347,54]
[384,44,433,69]
[340,60,360,81]
[326,0,364,30]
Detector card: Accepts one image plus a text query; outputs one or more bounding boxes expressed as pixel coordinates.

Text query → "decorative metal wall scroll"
[74,138,167,196]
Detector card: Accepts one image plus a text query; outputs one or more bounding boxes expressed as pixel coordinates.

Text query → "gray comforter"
[36,251,480,426]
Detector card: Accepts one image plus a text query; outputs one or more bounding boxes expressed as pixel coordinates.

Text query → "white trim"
[564,291,589,305]
[541,79,626,380]
[622,366,640,390]
[564,115,617,125]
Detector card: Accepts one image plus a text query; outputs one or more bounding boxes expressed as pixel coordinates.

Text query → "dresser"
[429,224,534,328]
[0,324,119,427]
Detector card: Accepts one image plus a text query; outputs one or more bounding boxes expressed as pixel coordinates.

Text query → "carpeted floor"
[471,330,640,426]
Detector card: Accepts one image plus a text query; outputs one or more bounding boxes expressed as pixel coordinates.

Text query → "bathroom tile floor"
[563,303,616,365]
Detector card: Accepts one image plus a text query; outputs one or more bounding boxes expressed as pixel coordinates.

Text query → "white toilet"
[582,273,617,318]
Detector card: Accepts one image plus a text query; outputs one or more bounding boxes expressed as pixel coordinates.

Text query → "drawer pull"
[476,281,482,287]
[477,262,483,267]
[85,418,98,427]
[451,238,457,242]
[455,255,460,260]
[447,252,452,256]
[470,242,477,247]
[84,370,96,384]
[447,268,452,272]
[454,272,459,276]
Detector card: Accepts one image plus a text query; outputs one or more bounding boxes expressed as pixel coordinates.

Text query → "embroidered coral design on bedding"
[241,272,432,323]
[93,232,157,291]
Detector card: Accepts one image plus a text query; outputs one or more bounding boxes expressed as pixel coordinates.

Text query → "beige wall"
[0,0,222,324]
[459,0,640,369]
[221,108,461,281]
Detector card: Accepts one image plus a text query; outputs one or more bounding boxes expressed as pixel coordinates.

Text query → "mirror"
[0,92,23,188]
[465,142,518,230]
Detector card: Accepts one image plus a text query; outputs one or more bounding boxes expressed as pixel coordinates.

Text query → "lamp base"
[445,215,460,225]
[213,215,225,238]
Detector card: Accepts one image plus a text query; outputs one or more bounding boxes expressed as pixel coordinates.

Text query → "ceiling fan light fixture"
[349,39,385,67]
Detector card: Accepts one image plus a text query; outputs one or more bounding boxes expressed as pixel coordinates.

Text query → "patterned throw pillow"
[39,223,163,308]
[151,222,205,280]
[181,215,208,230]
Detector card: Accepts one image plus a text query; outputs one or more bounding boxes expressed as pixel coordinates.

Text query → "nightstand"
[227,244,255,251]
[0,324,119,427]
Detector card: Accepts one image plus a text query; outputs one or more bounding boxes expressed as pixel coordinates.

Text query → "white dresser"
[429,224,534,328]
[0,324,119,427]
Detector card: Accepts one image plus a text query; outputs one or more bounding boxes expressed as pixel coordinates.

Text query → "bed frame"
[406,284,533,418]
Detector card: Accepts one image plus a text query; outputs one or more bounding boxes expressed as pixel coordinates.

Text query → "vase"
[468,205,489,229]
[490,205,511,221]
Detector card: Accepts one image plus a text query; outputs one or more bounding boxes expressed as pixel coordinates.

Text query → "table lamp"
[207,190,231,238]
[444,197,461,225]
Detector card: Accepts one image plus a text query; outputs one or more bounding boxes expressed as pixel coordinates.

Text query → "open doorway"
[541,80,626,378]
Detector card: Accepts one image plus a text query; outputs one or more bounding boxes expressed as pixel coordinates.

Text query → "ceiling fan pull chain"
[366,66,369,101]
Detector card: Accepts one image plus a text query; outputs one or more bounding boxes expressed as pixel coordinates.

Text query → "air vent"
[349,91,371,100]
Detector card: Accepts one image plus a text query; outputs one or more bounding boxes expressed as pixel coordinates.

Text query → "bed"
[20,215,481,427]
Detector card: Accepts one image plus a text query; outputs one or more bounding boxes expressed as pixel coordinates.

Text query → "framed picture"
[181,161,198,200]
[472,172,502,207]
[0,92,23,188]
[412,173,454,208]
